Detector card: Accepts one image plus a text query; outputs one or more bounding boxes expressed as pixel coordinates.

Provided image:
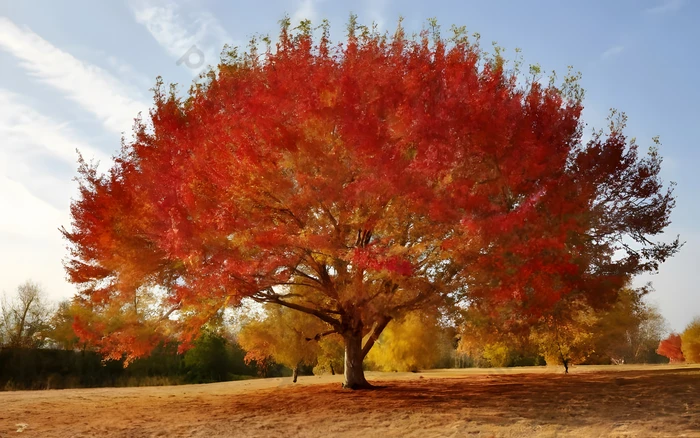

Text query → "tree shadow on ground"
[241,368,700,435]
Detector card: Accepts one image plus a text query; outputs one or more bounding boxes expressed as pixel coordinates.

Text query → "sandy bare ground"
[1,364,699,437]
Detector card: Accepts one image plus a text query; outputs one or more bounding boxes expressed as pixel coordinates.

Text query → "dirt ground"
[1,364,699,437]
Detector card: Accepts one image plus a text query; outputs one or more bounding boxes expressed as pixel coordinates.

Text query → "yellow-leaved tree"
[530,300,598,373]
[481,342,512,368]
[681,317,700,363]
[366,311,449,372]
[456,304,536,368]
[314,335,345,376]
[238,304,328,382]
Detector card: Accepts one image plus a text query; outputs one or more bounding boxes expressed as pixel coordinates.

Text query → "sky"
[0,0,697,332]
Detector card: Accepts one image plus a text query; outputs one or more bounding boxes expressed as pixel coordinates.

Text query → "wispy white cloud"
[292,0,320,25]
[0,17,148,135]
[365,0,388,31]
[0,17,144,301]
[0,174,65,236]
[0,89,110,210]
[0,89,108,165]
[0,169,76,299]
[0,90,74,238]
[0,87,110,300]
[601,45,625,60]
[129,0,234,74]
[645,0,684,14]
[105,54,153,91]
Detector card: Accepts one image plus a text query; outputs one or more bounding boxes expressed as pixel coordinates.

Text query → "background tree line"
[457,284,672,372]
[3,277,695,390]
[0,281,269,390]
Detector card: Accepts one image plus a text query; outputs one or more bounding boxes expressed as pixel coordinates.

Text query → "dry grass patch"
[1,365,699,437]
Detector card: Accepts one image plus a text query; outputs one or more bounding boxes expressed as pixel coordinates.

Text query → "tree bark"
[329,363,335,375]
[342,332,372,389]
[292,366,299,383]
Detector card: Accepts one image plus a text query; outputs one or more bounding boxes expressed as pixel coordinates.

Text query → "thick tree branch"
[305,329,338,342]
[252,288,341,328]
[319,202,339,230]
[276,281,326,292]
[361,316,392,359]
[292,268,323,285]
[158,302,182,321]
[262,191,305,228]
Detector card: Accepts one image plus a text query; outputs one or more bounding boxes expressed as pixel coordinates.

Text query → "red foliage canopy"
[61,20,679,381]
[657,333,684,363]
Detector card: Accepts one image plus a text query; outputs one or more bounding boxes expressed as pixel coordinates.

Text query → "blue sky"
[0,0,697,332]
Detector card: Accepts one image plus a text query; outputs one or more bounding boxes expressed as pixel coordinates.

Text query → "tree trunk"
[292,366,299,383]
[13,297,34,348]
[329,363,335,376]
[342,332,371,389]
[563,359,569,374]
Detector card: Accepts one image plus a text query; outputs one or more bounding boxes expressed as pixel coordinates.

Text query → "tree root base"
[341,381,381,390]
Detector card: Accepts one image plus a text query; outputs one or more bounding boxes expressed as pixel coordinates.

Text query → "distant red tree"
[657,333,684,363]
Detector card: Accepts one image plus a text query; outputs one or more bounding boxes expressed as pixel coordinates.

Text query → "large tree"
[62,19,679,388]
